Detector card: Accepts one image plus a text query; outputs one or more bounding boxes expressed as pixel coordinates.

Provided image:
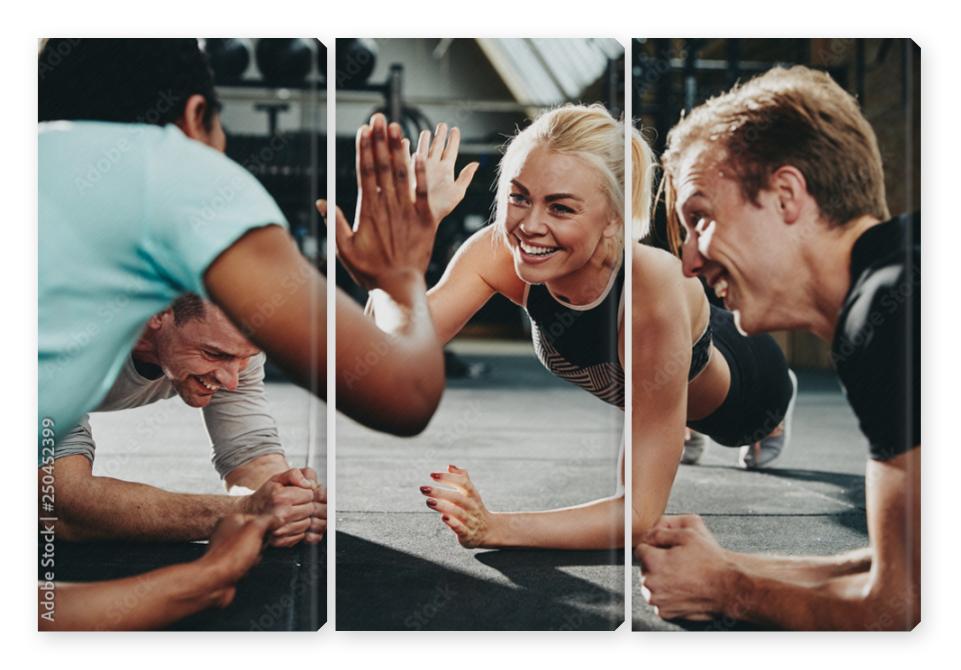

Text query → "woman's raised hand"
[420,464,497,548]
[413,122,479,228]
[318,113,434,291]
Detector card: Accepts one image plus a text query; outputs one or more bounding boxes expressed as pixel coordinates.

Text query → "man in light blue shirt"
[38,38,320,630]
[39,118,286,450]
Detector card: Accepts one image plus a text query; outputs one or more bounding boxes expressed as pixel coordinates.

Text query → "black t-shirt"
[831,212,921,460]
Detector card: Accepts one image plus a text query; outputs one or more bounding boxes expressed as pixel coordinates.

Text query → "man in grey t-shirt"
[46,294,325,547]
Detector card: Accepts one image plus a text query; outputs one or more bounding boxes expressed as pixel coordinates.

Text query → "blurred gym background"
[633,38,920,369]
[335,38,624,375]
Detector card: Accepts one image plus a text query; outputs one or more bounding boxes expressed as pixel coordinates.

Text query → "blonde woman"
[336,106,794,551]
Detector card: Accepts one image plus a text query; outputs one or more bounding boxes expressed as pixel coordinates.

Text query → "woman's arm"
[207,116,447,437]
[40,514,272,631]
[418,248,693,552]
[364,117,510,345]
[421,465,624,550]
[426,226,524,343]
[630,247,693,545]
[413,236,621,550]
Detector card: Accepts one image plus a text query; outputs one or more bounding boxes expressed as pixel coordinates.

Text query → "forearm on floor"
[723,568,905,630]
[484,495,625,551]
[731,546,872,587]
[41,561,224,631]
[56,476,239,542]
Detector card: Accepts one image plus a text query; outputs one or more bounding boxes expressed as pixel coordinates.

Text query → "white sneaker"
[682,430,708,465]
[738,369,798,470]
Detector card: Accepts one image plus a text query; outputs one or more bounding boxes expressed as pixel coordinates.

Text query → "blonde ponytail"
[631,125,656,241]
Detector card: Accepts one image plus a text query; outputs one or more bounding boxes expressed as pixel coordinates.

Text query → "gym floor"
[632,370,869,631]
[49,382,326,631]
[336,339,625,631]
[336,341,868,631]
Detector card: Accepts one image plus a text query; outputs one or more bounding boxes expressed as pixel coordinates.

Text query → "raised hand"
[413,122,479,226]
[420,464,495,548]
[319,113,435,289]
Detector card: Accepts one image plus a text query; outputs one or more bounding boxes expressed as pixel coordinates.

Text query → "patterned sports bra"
[524,264,713,410]
[525,265,626,408]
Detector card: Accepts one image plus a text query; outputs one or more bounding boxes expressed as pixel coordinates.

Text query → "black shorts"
[687,306,793,447]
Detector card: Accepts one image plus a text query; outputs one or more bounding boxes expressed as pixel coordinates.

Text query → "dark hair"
[170,293,207,326]
[661,65,889,252]
[38,38,222,129]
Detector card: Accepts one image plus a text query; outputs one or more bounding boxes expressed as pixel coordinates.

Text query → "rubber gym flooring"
[43,383,326,631]
[336,339,625,631]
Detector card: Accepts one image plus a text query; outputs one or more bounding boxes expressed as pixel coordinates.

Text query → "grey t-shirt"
[56,352,284,478]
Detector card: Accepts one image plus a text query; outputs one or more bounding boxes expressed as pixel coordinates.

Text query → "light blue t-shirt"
[38,121,288,453]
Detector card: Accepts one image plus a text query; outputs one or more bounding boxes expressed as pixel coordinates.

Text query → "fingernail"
[442,515,449,522]
[426,499,437,508]
[419,486,432,494]
[389,124,401,138]
[430,473,441,480]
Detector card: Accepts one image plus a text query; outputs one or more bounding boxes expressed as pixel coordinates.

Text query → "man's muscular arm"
[724,449,920,629]
[45,455,317,544]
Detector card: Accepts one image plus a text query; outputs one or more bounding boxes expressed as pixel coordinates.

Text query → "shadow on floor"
[756,467,869,538]
[475,546,623,609]
[337,532,622,630]
[758,468,866,506]
[687,464,867,512]
[46,537,325,631]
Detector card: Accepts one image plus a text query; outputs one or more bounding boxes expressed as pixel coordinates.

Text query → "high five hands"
[317,114,478,289]
[409,121,479,227]
[320,114,434,292]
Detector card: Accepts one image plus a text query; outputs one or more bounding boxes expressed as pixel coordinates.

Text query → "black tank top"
[525,264,715,410]
[525,265,625,408]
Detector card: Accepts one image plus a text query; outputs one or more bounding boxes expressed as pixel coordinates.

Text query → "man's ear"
[175,94,210,142]
[770,165,807,225]
[146,312,167,330]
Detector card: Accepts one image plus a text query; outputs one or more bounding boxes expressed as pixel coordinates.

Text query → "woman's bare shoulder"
[453,226,526,304]
[631,243,686,303]
[631,242,706,335]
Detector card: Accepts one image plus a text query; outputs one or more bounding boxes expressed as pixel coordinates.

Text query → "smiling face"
[150,304,260,408]
[503,144,618,288]
[673,142,800,335]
